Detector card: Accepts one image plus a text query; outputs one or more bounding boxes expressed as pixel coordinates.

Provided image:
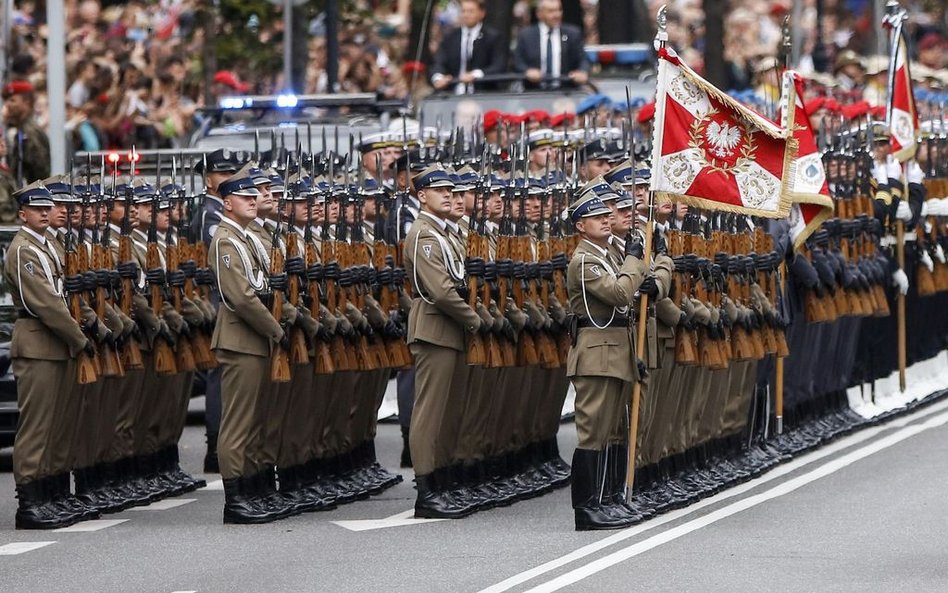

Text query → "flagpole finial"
[655,5,668,49]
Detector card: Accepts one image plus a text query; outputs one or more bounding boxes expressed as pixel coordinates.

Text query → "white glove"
[920,248,934,273]
[895,200,913,222]
[872,162,889,185]
[907,160,924,185]
[920,201,929,217]
[886,155,902,180]
[926,200,942,217]
[892,268,909,295]
[935,243,946,264]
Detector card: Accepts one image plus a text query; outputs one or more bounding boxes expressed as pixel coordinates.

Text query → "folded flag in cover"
[650,47,798,218]
[778,70,834,249]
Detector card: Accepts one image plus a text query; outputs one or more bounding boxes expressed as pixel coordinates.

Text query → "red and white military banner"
[649,47,798,218]
[778,70,834,249]
[884,15,918,162]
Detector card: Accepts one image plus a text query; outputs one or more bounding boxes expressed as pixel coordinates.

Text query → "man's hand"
[525,68,542,83]
[432,75,453,90]
[568,70,588,85]
[459,72,476,84]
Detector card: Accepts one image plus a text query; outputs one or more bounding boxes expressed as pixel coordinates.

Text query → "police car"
[189,92,405,154]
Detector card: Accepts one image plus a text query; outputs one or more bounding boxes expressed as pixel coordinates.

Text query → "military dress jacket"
[566,238,646,383]
[404,211,480,351]
[209,217,282,357]
[3,227,87,360]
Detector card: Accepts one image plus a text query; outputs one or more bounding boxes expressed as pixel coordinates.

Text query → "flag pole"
[625,4,667,494]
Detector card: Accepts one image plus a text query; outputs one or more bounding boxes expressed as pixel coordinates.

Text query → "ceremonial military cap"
[568,187,611,223]
[604,159,634,187]
[579,138,612,163]
[522,110,550,126]
[549,112,576,128]
[576,93,611,116]
[395,150,429,173]
[266,169,286,194]
[42,175,80,203]
[247,164,271,186]
[285,171,315,200]
[581,176,621,202]
[834,49,865,73]
[14,179,54,207]
[864,55,888,77]
[637,102,656,123]
[634,168,651,185]
[484,172,508,191]
[195,148,240,175]
[527,128,558,149]
[452,165,478,192]
[219,164,261,198]
[361,174,385,196]
[412,164,455,190]
[359,132,394,152]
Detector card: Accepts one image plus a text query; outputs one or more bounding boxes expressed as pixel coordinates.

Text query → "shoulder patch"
[24,261,34,275]
[222,254,231,269]
[423,245,432,258]
[589,264,601,277]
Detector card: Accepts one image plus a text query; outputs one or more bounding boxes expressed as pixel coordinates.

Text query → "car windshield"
[192,119,389,154]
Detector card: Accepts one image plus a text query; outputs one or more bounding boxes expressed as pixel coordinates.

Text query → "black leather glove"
[65,274,85,294]
[636,358,648,381]
[551,253,568,272]
[538,261,554,280]
[625,237,644,259]
[82,339,97,358]
[109,270,122,290]
[285,256,305,276]
[306,263,325,282]
[466,257,485,277]
[278,326,290,351]
[500,318,516,342]
[117,261,138,279]
[673,256,687,273]
[679,311,694,331]
[179,260,197,277]
[496,259,514,278]
[337,269,354,288]
[145,268,166,287]
[82,271,98,292]
[168,270,186,288]
[456,283,470,300]
[95,269,111,287]
[323,262,341,280]
[269,273,288,292]
[639,276,659,298]
[195,268,215,286]
[652,231,667,255]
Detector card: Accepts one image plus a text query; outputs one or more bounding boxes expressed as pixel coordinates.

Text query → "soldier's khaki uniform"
[209,217,283,480]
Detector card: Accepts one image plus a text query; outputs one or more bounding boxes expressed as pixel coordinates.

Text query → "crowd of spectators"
[1,0,945,153]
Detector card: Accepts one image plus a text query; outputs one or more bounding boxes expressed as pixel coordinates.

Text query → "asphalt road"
[2,396,948,593]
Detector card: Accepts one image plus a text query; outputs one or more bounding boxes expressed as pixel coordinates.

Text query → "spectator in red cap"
[212,70,250,102]
[917,33,946,70]
[549,112,575,129]
[2,80,49,185]
[841,100,870,121]
[522,109,550,133]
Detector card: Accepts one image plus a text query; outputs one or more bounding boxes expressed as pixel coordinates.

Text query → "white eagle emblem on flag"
[705,121,742,158]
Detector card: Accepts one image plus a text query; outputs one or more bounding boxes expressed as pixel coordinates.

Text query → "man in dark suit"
[512,0,590,89]
[430,0,505,94]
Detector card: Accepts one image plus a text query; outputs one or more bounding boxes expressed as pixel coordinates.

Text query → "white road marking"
[478,394,948,593]
[128,499,196,511]
[53,519,128,533]
[169,590,197,593]
[519,408,948,593]
[332,509,447,532]
[203,480,223,491]
[0,541,56,555]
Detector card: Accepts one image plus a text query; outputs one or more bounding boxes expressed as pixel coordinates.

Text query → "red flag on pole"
[778,70,834,249]
[883,11,918,162]
[650,48,798,217]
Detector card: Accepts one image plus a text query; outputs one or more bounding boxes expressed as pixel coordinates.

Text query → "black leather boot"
[414,472,476,519]
[48,473,98,523]
[365,439,403,491]
[400,426,412,468]
[276,465,318,513]
[299,458,340,510]
[74,466,121,514]
[605,444,650,523]
[16,478,77,530]
[258,467,296,519]
[572,448,634,531]
[222,476,273,524]
[118,456,155,506]
[167,445,206,492]
[204,432,220,474]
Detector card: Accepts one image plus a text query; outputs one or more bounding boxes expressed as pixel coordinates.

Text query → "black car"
[0,225,20,447]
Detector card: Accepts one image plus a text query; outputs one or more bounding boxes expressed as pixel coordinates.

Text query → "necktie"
[545,29,554,79]
[460,29,469,75]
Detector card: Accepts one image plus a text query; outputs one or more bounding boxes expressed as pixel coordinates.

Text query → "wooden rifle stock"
[117,234,144,370]
[305,241,335,375]
[285,231,311,365]
[93,242,124,377]
[268,246,292,382]
[178,236,216,369]
[166,241,196,373]
[66,246,99,384]
[146,241,178,375]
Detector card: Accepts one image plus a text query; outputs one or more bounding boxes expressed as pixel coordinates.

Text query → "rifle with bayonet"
[165,160,197,373]
[90,160,124,377]
[65,162,100,384]
[285,151,311,366]
[268,162,292,383]
[179,158,216,369]
[146,156,177,375]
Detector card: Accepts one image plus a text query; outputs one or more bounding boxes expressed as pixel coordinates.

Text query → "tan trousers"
[409,342,467,475]
[572,375,630,450]
[12,358,76,483]
[107,367,145,462]
[216,350,271,480]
